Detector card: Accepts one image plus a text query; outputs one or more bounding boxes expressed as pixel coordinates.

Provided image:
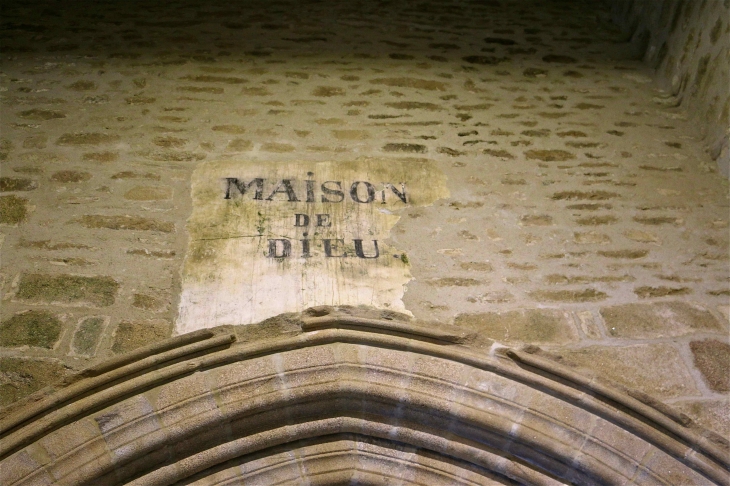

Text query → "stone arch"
[1,307,728,485]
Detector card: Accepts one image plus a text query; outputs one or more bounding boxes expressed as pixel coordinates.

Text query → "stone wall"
[1,0,728,446]
[609,0,730,175]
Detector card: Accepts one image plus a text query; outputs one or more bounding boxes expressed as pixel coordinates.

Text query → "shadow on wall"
[3,0,726,173]
[609,0,730,176]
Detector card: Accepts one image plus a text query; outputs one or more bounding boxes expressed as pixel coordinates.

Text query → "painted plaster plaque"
[176,158,448,333]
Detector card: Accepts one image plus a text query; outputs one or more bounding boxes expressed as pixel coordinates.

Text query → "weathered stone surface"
[597,249,648,259]
[66,80,97,91]
[552,191,619,201]
[181,75,248,84]
[623,229,658,242]
[78,215,174,232]
[82,151,118,162]
[455,309,578,344]
[152,136,187,148]
[601,301,724,338]
[370,77,447,91]
[212,125,247,134]
[525,149,575,161]
[0,195,29,224]
[15,273,119,307]
[20,239,90,250]
[634,286,691,299]
[0,177,38,192]
[385,101,443,111]
[0,358,69,406]
[312,86,345,97]
[429,278,482,287]
[16,109,66,120]
[332,130,370,140]
[574,232,611,244]
[519,214,553,226]
[125,95,156,104]
[462,55,506,65]
[459,262,493,272]
[689,339,730,392]
[543,54,576,63]
[111,320,171,354]
[261,142,295,152]
[226,139,253,151]
[123,186,173,201]
[51,170,92,182]
[674,399,730,440]
[383,143,427,153]
[132,293,167,311]
[143,150,205,161]
[633,216,681,226]
[126,248,176,259]
[553,344,700,398]
[0,310,63,348]
[544,274,633,285]
[575,215,618,226]
[56,133,120,145]
[529,289,608,302]
[111,170,158,180]
[22,135,47,149]
[612,0,729,175]
[72,316,106,356]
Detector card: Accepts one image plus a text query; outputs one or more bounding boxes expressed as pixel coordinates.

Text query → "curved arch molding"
[1,307,728,485]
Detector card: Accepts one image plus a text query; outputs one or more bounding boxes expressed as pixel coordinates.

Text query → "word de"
[294,213,331,227]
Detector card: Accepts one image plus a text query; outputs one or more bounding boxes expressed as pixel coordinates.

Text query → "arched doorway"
[2,307,727,485]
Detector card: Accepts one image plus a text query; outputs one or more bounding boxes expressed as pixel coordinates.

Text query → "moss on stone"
[0,311,63,348]
[524,149,575,161]
[50,171,92,183]
[0,195,29,224]
[16,109,66,120]
[634,286,691,299]
[529,288,608,302]
[383,143,427,153]
[123,186,173,201]
[16,273,119,306]
[370,77,447,91]
[429,278,482,287]
[0,358,69,406]
[0,177,38,192]
[72,317,105,355]
[132,293,164,310]
[78,215,174,232]
[111,320,171,354]
[56,132,120,146]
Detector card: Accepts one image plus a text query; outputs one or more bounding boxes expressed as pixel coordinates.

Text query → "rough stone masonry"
[0,0,728,444]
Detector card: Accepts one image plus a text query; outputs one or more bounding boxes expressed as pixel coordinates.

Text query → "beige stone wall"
[610,0,730,175]
[1,0,728,442]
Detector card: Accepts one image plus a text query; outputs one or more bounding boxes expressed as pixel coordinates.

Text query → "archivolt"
[1,308,727,485]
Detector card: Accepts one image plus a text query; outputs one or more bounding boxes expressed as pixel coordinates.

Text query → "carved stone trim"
[2,309,727,485]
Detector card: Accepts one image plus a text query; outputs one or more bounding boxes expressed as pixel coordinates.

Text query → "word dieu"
[267,237,380,259]
[223,176,408,260]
